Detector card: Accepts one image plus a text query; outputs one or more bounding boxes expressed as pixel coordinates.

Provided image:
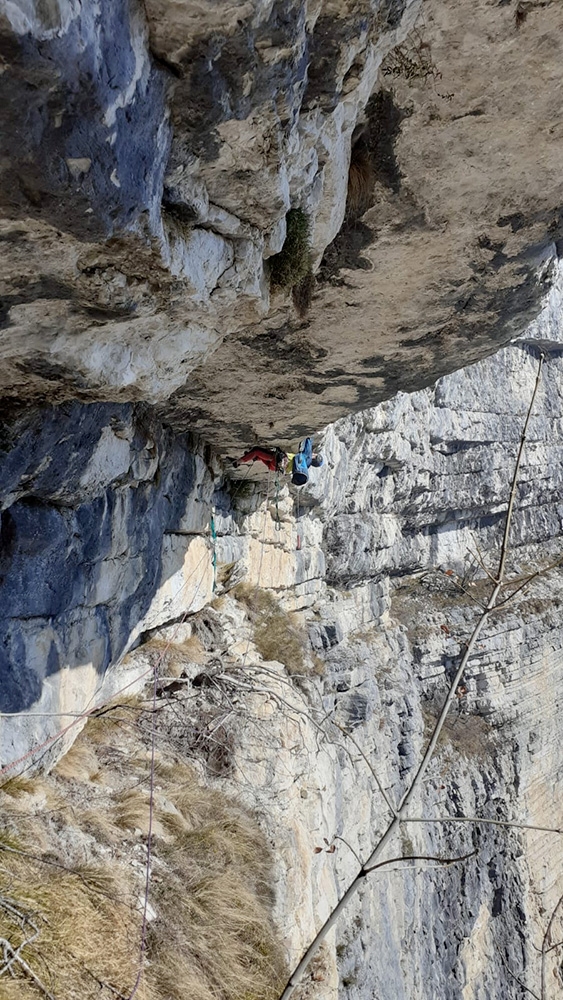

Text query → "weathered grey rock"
[2,262,563,998]
[0,402,217,762]
[1,1,563,443]
[2,2,563,996]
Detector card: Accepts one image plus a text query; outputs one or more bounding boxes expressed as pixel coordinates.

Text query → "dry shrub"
[144,634,207,676]
[422,704,495,759]
[0,694,286,1000]
[381,34,441,84]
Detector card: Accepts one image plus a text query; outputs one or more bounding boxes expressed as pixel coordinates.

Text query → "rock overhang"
[0,0,561,451]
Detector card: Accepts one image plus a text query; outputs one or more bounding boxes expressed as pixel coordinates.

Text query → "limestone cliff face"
[2,260,563,998]
[109,264,563,999]
[1,0,563,445]
[2,2,563,997]
[195,263,563,1000]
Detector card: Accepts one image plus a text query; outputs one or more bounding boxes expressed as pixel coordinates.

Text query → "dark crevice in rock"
[317,221,375,282]
[364,89,407,195]
[318,90,409,282]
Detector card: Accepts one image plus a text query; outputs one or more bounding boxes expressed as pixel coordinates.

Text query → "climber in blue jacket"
[288,437,323,486]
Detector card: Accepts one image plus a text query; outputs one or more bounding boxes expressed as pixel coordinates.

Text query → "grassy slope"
[0,695,286,1000]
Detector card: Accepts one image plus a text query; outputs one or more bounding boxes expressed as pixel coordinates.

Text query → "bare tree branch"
[541,891,563,1000]
[278,353,545,1000]
[363,849,476,875]
[496,945,541,1000]
[406,816,563,836]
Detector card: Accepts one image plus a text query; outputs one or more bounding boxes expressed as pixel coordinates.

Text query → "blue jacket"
[291,438,323,486]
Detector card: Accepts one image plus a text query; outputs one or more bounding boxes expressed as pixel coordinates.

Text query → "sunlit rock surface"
[2,262,563,996]
[0,0,562,443]
[2,1,563,996]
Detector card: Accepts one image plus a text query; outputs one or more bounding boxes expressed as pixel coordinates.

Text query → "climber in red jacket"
[233,446,288,473]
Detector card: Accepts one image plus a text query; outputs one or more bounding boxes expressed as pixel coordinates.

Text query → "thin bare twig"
[71,954,129,999]
[541,890,563,1000]
[0,938,55,999]
[0,896,55,999]
[329,719,398,818]
[496,945,541,1000]
[332,836,362,866]
[468,533,498,585]
[489,555,563,613]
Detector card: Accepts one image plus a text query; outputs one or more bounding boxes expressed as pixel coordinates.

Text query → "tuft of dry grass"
[151,800,285,1000]
[235,586,308,676]
[311,653,326,678]
[346,141,375,219]
[0,849,144,1000]
[0,692,287,1000]
[0,776,39,799]
[86,695,143,744]
[53,741,99,782]
[113,788,153,833]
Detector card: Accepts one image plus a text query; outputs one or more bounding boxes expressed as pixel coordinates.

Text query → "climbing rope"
[274,472,282,531]
[210,508,218,592]
[240,470,273,671]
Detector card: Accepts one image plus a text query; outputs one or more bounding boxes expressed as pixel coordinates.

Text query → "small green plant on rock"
[269,209,314,317]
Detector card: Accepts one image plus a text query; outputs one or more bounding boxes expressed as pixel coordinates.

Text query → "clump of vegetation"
[381,32,441,85]
[291,269,315,318]
[346,140,375,220]
[421,703,495,760]
[0,694,287,1000]
[269,209,315,317]
[235,585,308,676]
